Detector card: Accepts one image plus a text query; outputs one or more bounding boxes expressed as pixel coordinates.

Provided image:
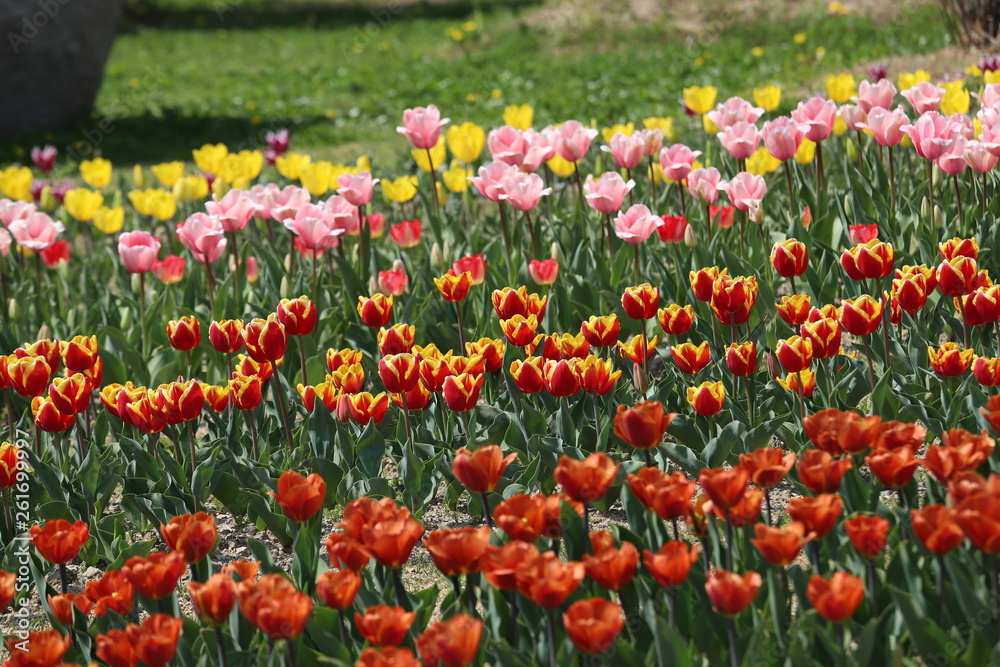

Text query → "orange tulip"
[984,394,1000,434]
[238,574,313,639]
[911,504,965,554]
[807,572,865,623]
[704,568,761,616]
[937,256,979,297]
[86,569,135,617]
[787,494,842,538]
[710,274,758,326]
[583,536,638,590]
[492,493,546,542]
[95,628,137,667]
[122,550,186,600]
[796,449,852,494]
[803,408,882,455]
[188,573,237,625]
[799,317,842,359]
[325,532,372,572]
[973,357,1000,386]
[416,613,483,667]
[160,512,217,563]
[166,316,201,352]
[865,447,920,488]
[643,540,699,588]
[29,519,89,564]
[355,604,417,646]
[361,505,424,568]
[452,445,517,493]
[222,560,260,581]
[543,359,580,397]
[316,568,361,610]
[442,373,484,411]
[133,613,183,667]
[581,314,621,346]
[0,442,19,489]
[740,447,795,489]
[751,522,811,567]
[7,354,50,397]
[627,468,695,521]
[939,237,979,260]
[357,647,421,667]
[31,396,75,433]
[955,493,1000,553]
[725,341,758,376]
[492,286,536,319]
[845,514,890,559]
[554,453,619,503]
[481,541,540,590]
[7,630,71,667]
[563,598,625,655]
[613,400,675,450]
[47,591,92,626]
[617,334,658,363]
[243,315,287,363]
[269,471,326,522]
[576,355,621,395]
[348,392,391,424]
[515,551,585,608]
[698,466,749,512]
[509,356,545,393]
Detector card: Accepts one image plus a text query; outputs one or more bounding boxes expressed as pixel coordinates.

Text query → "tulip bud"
[632,362,648,393]
[748,201,763,224]
[550,241,564,265]
[430,243,443,267]
[845,139,858,161]
[8,299,17,320]
[920,197,930,221]
[368,276,379,294]
[933,205,944,229]
[39,185,56,211]
[133,164,145,188]
[683,224,697,247]
[280,276,290,296]
[843,195,852,218]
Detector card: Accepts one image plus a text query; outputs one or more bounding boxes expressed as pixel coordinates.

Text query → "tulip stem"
[592,395,602,452]
[953,173,965,236]
[546,608,559,667]
[74,414,88,463]
[927,160,935,224]
[632,243,640,286]
[862,338,876,405]
[605,214,614,260]
[497,202,513,285]
[137,271,148,361]
[672,519,679,541]
[393,567,409,610]
[480,493,494,528]
[214,625,229,667]
[867,558,877,618]
[508,589,519,647]
[678,183,688,217]
[58,563,68,595]
[455,302,467,352]
[704,202,713,247]
[726,617,739,667]
[724,511,734,571]
[286,639,298,667]
[764,489,773,526]
[205,261,217,319]
[888,146,897,227]
[337,610,347,645]
[311,253,319,309]
[958,294,970,349]
[583,503,591,549]
[815,141,825,205]
[784,162,798,223]
[667,586,676,630]
[425,148,441,216]
[4,389,15,443]
[936,553,946,612]
[573,162,584,210]
[982,171,989,217]
[271,375,295,451]
[524,210,538,259]
[1,488,11,540]
[297,336,309,388]
[187,420,200,512]
[228,231,242,316]
[648,156,659,204]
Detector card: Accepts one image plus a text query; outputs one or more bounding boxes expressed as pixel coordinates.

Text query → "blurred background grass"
[3,0,949,165]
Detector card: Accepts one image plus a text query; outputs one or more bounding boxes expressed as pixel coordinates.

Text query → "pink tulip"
[761,117,807,161]
[206,189,264,233]
[686,167,722,204]
[553,120,598,163]
[849,224,879,244]
[839,105,868,132]
[964,140,998,173]
[498,172,552,211]
[979,123,1000,157]
[0,229,11,257]
[247,184,275,220]
[901,81,945,114]
[378,262,408,296]
[901,111,960,160]
[614,204,661,244]
[853,79,897,113]
[707,97,764,131]
[658,144,702,182]
[936,137,968,175]
[978,106,1000,130]
[267,185,311,222]
[520,129,556,172]
[527,258,559,285]
[601,132,644,169]
[637,129,663,156]
[336,171,378,207]
[282,204,341,250]
[266,129,290,156]
[716,121,760,160]
[154,255,186,284]
[322,195,360,236]
[583,172,635,214]
[0,199,36,226]
[857,106,908,147]
[397,105,449,150]
[469,161,516,202]
[791,97,837,142]
[488,126,528,166]
[31,145,57,173]
[722,172,767,212]
[951,113,975,141]
[118,230,162,273]
[7,211,64,250]
[975,83,1000,110]
[176,213,227,264]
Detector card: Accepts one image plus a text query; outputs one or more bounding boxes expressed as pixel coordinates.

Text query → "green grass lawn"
[3,0,949,166]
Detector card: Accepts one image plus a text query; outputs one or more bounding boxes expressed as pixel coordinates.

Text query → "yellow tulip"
[940,80,971,115]
[824,73,856,104]
[975,117,983,138]
[39,186,56,211]
[898,70,931,91]
[442,161,472,193]
[642,117,675,141]
[601,122,635,144]
[63,188,104,222]
[212,178,231,199]
[276,152,312,181]
[985,70,1000,85]
[752,85,782,112]
[79,158,113,188]
[746,147,781,176]
[193,143,229,175]
[702,114,718,135]
[300,161,333,196]
[832,115,848,137]
[435,182,447,207]
[93,206,125,234]
[173,175,210,202]
[128,189,150,215]
[217,151,263,184]
[0,166,32,202]
[965,65,983,77]
[547,154,577,178]
[503,104,534,131]
[683,85,718,115]
[132,164,146,188]
[794,139,816,165]
[356,155,372,172]
[149,189,177,221]
[446,122,486,163]
[381,176,419,203]
[412,137,446,172]
[151,161,185,187]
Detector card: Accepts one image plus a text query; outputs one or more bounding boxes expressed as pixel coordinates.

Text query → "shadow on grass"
[120,0,540,31]
[0,109,332,165]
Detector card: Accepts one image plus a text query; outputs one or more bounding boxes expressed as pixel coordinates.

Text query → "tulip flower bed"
[7,64,1000,667]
